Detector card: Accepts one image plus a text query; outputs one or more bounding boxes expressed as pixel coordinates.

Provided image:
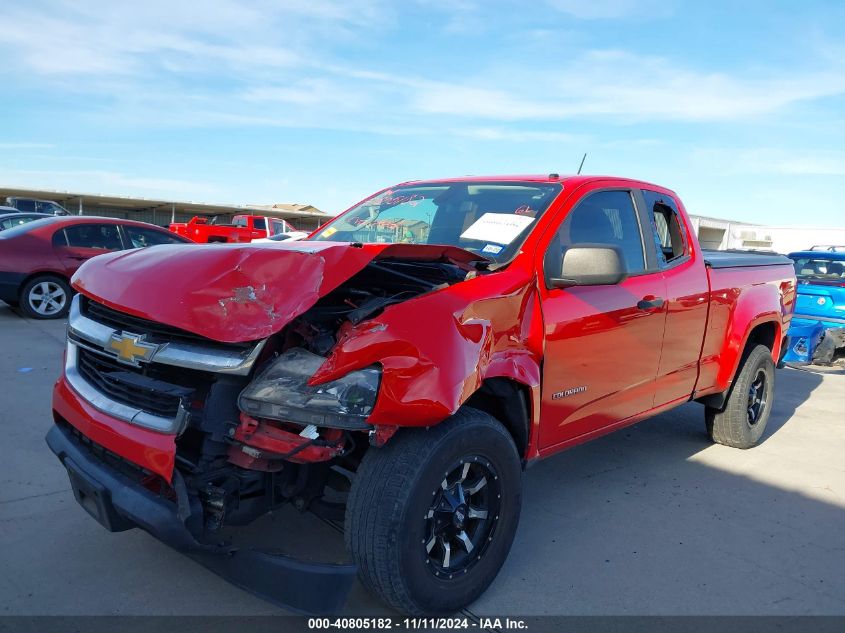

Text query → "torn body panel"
[310,268,545,434]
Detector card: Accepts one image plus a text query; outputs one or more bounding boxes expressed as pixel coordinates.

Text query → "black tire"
[19,275,72,320]
[345,407,522,615]
[705,344,775,449]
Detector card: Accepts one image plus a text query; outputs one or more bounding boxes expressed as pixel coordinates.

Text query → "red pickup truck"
[46,175,795,615]
[169,214,300,243]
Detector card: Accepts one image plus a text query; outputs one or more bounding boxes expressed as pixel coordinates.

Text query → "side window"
[545,190,646,279]
[3,217,30,230]
[643,190,686,266]
[14,199,36,212]
[62,224,123,250]
[39,202,66,216]
[272,219,285,234]
[252,218,267,231]
[124,225,185,248]
[52,229,68,247]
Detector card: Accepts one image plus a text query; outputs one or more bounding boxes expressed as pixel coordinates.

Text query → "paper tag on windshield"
[460,213,535,245]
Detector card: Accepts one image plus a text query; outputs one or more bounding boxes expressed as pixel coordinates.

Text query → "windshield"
[309,181,562,263]
[791,255,845,281]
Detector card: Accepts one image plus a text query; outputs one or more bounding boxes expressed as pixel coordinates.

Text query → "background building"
[0,186,329,231]
[688,214,845,253]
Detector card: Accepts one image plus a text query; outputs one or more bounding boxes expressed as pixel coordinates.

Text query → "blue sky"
[1,0,844,225]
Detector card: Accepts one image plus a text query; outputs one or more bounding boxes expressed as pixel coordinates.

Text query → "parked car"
[0,217,190,319]
[5,196,71,216]
[783,249,845,364]
[169,214,304,243]
[45,175,795,615]
[0,211,51,231]
[252,231,309,243]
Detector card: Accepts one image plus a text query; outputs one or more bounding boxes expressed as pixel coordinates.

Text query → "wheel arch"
[17,269,71,300]
[697,318,781,410]
[462,377,532,465]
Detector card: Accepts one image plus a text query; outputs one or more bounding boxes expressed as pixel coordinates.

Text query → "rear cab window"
[642,190,688,267]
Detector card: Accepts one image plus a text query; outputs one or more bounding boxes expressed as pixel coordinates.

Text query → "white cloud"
[0,0,843,134]
[694,148,845,177]
[453,127,584,143]
[546,0,675,19]
[0,142,54,149]
[0,0,382,76]
[408,50,845,122]
[0,168,220,197]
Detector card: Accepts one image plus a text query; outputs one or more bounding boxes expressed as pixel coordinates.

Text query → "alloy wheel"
[747,369,768,425]
[28,281,67,316]
[423,456,501,579]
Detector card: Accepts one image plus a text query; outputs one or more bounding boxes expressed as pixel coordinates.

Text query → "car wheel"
[345,407,522,615]
[19,275,72,319]
[705,344,775,449]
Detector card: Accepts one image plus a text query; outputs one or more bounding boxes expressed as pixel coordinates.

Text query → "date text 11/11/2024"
[307,617,529,629]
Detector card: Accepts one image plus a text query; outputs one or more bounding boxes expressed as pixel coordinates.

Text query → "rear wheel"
[345,408,522,615]
[705,344,775,449]
[19,275,71,319]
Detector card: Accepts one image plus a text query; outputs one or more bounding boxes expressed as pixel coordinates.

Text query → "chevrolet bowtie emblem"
[106,332,159,365]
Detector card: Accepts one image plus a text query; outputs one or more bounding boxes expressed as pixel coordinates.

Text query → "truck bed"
[695,253,796,397]
[703,250,793,269]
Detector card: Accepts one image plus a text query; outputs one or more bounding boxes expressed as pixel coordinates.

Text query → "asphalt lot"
[1,302,844,616]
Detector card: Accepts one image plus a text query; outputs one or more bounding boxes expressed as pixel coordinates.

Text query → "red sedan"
[0,216,190,319]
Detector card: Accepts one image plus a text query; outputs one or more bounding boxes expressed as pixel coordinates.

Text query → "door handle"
[637,297,665,311]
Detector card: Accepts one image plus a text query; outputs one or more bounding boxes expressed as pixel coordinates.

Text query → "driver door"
[538,186,667,451]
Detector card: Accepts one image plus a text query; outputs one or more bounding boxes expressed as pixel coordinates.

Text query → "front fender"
[310,273,544,427]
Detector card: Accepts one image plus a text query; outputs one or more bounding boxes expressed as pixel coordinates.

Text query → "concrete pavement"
[1,302,843,615]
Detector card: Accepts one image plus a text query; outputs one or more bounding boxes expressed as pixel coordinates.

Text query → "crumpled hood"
[72,241,483,343]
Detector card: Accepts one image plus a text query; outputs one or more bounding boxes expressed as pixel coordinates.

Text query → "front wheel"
[345,408,522,615]
[705,344,775,449]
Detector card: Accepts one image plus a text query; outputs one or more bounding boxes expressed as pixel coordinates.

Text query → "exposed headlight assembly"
[238,347,380,430]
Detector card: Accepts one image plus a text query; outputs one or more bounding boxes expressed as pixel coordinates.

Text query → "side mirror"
[549,245,628,288]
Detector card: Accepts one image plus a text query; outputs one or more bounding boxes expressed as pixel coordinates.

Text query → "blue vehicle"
[784,248,845,364]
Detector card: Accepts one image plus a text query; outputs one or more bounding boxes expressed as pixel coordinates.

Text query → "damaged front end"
[49,241,488,613]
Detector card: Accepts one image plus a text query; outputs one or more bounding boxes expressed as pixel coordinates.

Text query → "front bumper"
[46,422,357,614]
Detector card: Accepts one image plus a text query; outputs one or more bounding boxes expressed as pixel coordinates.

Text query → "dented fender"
[311,269,545,431]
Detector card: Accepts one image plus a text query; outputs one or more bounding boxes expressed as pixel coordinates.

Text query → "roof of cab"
[397,174,676,194]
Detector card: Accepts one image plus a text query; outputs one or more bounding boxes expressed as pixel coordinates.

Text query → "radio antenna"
[577,153,587,175]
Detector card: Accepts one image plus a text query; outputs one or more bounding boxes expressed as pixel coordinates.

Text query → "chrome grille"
[76,347,191,418]
[65,294,265,434]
